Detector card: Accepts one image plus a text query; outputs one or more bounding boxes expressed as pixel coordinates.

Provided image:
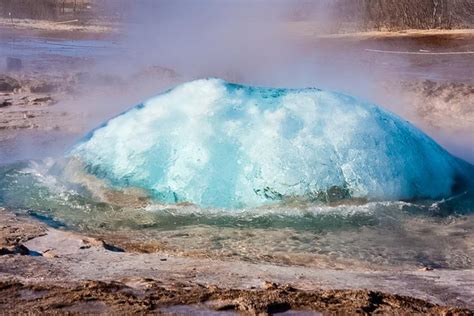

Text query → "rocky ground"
[0,73,69,131]
[401,79,474,131]
[0,209,472,315]
[0,59,180,163]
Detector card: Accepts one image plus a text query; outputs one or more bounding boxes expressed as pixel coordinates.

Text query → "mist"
[42,0,474,164]
[77,3,376,110]
[117,0,372,89]
[77,0,382,118]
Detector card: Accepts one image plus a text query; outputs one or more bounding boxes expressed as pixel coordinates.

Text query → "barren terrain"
[1,209,473,314]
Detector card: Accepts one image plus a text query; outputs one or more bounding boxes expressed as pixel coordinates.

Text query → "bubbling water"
[68,78,473,208]
[1,79,473,270]
[0,159,473,269]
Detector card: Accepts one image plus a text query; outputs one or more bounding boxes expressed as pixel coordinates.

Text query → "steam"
[76,1,388,123]
[47,0,474,164]
[81,0,383,117]
[68,0,474,162]
[118,0,370,89]
[118,1,299,84]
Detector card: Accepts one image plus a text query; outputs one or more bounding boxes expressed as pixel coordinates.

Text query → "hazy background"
[63,0,474,163]
[2,0,473,30]
[1,0,473,162]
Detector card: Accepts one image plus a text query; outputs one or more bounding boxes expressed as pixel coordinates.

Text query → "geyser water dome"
[69,78,473,208]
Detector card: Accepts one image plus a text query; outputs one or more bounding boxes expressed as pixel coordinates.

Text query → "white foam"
[69,78,472,208]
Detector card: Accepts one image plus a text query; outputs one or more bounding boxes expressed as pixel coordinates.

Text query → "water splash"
[1,159,473,269]
[68,78,473,208]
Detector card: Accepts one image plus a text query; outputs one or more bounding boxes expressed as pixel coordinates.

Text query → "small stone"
[418,266,434,271]
[262,281,278,290]
[42,249,59,258]
[15,244,30,255]
[0,99,12,107]
[32,96,54,104]
[281,284,297,292]
[81,237,124,252]
[206,299,238,311]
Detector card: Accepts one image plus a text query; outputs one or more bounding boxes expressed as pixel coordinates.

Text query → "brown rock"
[81,237,125,252]
[42,249,59,258]
[262,281,278,290]
[207,299,238,311]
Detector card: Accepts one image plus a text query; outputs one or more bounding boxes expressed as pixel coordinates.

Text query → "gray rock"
[0,244,30,256]
[30,82,58,93]
[0,75,21,92]
[0,99,12,107]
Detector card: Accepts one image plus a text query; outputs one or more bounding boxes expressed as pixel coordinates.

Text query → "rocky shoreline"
[1,280,471,315]
[0,209,472,314]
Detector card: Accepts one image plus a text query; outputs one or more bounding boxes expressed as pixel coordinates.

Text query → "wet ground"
[0,209,472,314]
[1,279,469,315]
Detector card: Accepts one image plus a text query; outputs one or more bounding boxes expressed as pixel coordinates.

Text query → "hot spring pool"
[1,79,473,270]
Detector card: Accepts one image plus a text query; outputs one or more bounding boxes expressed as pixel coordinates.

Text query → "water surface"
[1,159,472,270]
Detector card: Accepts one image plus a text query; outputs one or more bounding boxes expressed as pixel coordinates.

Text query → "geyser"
[69,78,473,208]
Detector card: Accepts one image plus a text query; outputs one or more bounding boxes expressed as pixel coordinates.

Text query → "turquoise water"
[1,79,473,269]
[0,158,472,269]
[68,79,474,208]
